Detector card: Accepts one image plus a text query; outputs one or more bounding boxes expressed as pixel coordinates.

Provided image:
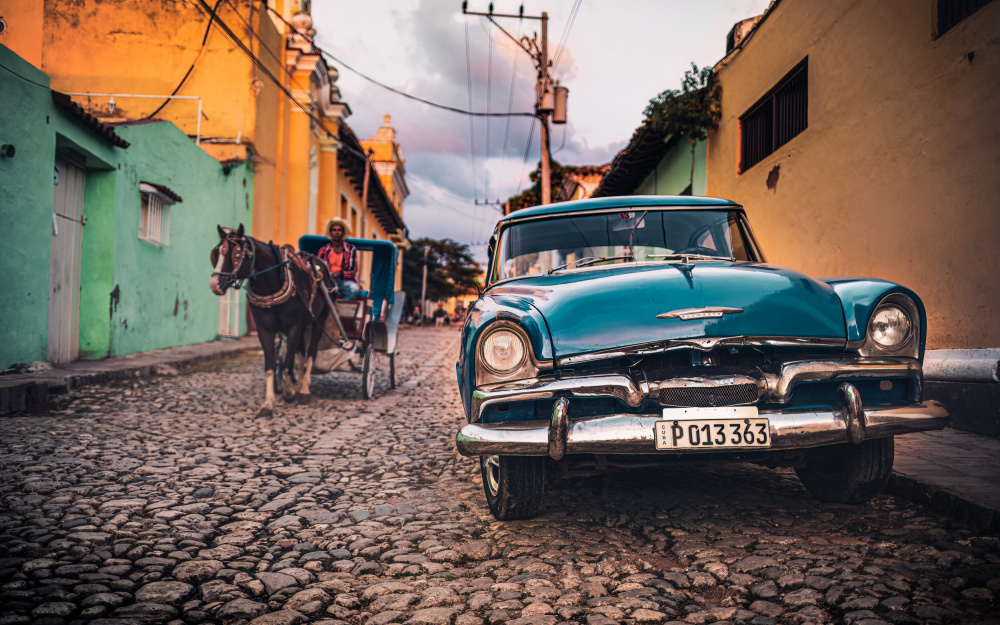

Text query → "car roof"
[500,195,742,223]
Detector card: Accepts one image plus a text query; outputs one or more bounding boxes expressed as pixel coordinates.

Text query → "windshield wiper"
[646,253,735,262]
[548,254,634,274]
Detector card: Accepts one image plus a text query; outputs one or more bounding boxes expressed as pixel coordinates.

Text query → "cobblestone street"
[1,328,998,625]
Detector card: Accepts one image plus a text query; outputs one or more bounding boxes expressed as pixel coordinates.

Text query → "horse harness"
[215,232,329,310]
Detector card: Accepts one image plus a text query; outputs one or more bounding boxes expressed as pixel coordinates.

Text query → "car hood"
[487,262,847,358]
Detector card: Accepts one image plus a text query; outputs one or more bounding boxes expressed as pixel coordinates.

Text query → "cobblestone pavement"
[1,328,998,625]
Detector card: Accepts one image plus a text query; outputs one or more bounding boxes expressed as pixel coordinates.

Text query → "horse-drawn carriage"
[294,235,406,399]
[210,224,404,415]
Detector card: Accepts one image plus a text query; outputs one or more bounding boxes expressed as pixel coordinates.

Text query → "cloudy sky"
[312,0,772,262]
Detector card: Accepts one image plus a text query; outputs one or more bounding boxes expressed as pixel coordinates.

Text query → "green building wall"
[83,122,253,358]
[1,44,253,369]
[635,139,707,196]
[0,47,54,369]
[1,44,117,369]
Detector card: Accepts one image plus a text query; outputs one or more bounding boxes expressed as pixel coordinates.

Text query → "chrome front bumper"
[458,356,948,458]
[468,357,923,423]
[456,398,949,457]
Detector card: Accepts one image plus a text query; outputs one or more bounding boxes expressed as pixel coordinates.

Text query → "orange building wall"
[706,0,1000,349]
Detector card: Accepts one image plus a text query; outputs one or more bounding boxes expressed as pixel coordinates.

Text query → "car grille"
[658,383,760,407]
[640,348,772,376]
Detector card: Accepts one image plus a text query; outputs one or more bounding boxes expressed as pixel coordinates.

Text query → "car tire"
[480,455,544,520]
[795,436,894,504]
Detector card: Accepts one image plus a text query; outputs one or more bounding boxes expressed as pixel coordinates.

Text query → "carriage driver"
[318,218,361,301]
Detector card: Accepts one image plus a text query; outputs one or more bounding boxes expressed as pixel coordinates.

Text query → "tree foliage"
[401,237,482,309]
[644,63,722,142]
[505,160,578,212]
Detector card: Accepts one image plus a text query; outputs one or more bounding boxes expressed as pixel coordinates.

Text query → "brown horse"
[209,224,330,416]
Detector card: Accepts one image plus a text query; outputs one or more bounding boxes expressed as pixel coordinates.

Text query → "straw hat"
[323,217,352,238]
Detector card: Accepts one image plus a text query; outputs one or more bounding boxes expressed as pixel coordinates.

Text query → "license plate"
[655,406,770,450]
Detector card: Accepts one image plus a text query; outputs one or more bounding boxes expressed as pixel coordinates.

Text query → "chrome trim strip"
[471,357,921,421]
[502,204,743,225]
[558,336,847,366]
[471,374,647,422]
[763,358,921,404]
[656,307,744,320]
[455,401,949,457]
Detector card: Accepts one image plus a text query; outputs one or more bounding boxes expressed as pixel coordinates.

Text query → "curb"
[0,337,258,415]
[888,472,999,533]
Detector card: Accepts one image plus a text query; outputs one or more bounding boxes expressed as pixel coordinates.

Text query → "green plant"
[505,160,578,212]
[401,237,482,308]
[644,64,722,187]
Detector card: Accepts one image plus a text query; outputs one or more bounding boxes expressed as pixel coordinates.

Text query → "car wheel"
[480,455,544,520]
[795,437,894,504]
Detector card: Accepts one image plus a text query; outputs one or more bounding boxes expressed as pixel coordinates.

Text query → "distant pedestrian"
[434,304,447,328]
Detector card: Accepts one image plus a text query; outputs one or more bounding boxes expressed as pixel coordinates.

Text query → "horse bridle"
[213,232,254,293]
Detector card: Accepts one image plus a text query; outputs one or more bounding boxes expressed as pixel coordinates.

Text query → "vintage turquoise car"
[455,196,949,520]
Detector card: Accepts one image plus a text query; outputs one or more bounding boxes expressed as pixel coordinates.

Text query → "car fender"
[819,277,928,359]
[458,293,554,421]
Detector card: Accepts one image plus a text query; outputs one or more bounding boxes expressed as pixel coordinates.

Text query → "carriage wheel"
[273,332,287,394]
[389,353,396,389]
[361,341,375,400]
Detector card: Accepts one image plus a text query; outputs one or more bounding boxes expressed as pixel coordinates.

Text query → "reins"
[215,231,353,348]
[214,234,296,306]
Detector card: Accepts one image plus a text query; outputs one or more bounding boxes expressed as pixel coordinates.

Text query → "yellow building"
[706,0,1000,351]
[6,0,408,290]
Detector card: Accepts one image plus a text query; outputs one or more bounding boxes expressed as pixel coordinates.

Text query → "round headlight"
[869,306,912,349]
[481,329,526,373]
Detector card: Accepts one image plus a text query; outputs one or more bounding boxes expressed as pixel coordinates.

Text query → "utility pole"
[538,11,551,205]
[462,3,559,205]
[420,244,429,324]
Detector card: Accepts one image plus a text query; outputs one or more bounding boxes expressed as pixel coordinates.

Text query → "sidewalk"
[890,428,1000,532]
[0,336,259,414]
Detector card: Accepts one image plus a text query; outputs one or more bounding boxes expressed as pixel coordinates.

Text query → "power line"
[221,0,315,107]
[552,0,583,74]
[464,16,478,210]
[553,123,567,154]
[0,61,52,90]
[516,117,538,197]
[484,17,494,201]
[149,0,226,119]
[265,5,536,119]
[498,19,523,203]
[191,0,339,144]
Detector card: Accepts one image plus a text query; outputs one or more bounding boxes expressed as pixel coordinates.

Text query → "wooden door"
[218,289,241,337]
[48,159,85,363]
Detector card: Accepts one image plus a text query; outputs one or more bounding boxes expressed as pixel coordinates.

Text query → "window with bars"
[936,0,994,36]
[138,183,175,246]
[739,58,808,173]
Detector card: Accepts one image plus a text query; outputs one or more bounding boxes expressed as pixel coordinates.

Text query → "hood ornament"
[657,307,744,321]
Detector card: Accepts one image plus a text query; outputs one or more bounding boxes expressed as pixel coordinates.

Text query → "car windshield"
[493,209,756,282]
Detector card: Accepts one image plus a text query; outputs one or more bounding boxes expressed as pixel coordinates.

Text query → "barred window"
[138,182,177,246]
[740,58,808,173]
[937,0,994,36]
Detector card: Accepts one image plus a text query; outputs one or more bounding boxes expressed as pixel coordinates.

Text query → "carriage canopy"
[298,235,398,320]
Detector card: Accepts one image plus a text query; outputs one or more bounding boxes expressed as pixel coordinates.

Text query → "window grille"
[138,184,174,246]
[740,58,808,173]
[937,0,994,36]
